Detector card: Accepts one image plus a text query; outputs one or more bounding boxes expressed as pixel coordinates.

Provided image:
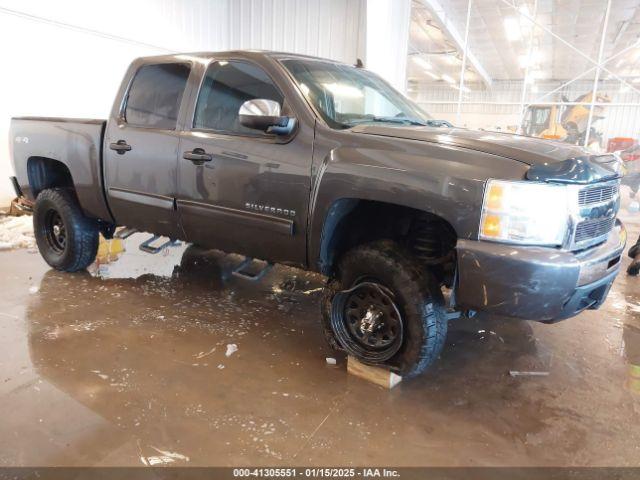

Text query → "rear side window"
[125,63,191,129]
[193,60,284,135]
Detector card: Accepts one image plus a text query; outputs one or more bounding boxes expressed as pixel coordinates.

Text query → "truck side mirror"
[239,99,296,135]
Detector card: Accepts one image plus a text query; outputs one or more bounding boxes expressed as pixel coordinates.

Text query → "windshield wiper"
[349,116,428,127]
[372,116,428,126]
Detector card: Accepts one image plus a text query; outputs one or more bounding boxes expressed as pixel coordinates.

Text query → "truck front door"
[176,59,312,266]
[104,62,192,239]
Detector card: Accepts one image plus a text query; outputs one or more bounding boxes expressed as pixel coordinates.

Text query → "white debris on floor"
[225,343,238,357]
[0,215,34,250]
[91,370,109,380]
[140,447,190,466]
[508,371,550,377]
[194,346,216,359]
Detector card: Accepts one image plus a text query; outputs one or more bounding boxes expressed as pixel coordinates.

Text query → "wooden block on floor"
[347,356,402,389]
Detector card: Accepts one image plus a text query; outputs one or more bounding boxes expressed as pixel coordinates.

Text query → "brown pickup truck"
[9,50,626,377]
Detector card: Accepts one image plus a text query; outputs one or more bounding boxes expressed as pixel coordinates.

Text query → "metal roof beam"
[418,0,492,87]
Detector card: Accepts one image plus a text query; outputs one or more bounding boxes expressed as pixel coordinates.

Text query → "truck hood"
[351,124,622,184]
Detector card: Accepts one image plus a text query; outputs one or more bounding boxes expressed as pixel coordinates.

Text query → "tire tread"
[34,188,99,272]
[322,240,448,378]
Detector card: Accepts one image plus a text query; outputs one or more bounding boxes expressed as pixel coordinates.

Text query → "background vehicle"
[615,141,640,197]
[521,91,610,151]
[9,51,626,378]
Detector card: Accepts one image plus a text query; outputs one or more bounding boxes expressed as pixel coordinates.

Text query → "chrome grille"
[578,184,619,206]
[574,217,615,243]
[570,179,620,249]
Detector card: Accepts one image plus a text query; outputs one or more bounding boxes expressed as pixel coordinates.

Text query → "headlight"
[479,179,570,246]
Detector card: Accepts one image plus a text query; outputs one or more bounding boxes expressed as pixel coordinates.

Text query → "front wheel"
[321,240,448,378]
[33,188,99,272]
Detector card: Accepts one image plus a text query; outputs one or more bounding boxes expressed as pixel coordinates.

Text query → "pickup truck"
[9,51,626,378]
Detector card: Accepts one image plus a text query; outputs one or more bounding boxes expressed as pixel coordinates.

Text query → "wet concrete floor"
[1,212,639,467]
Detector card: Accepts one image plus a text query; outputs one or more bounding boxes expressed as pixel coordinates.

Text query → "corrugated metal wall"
[0,0,365,59]
[0,0,365,203]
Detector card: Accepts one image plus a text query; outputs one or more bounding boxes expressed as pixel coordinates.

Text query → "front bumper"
[456,220,626,322]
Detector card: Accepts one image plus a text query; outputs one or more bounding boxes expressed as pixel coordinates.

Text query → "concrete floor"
[1,206,639,468]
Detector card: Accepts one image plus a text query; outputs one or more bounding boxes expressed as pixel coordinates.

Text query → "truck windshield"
[281,59,432,130]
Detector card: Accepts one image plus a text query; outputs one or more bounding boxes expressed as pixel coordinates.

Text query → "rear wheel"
[321,240,448,378]
[33,188,99,272]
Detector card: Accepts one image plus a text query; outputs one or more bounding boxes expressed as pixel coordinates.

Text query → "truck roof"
[138,50,353,65]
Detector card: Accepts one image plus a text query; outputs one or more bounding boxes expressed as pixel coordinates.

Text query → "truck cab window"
[125,63,190,129]
[281,59,430,130]
[194,60,284,134]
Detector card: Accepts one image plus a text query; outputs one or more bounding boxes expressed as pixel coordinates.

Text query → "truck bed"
[10,116,113,222]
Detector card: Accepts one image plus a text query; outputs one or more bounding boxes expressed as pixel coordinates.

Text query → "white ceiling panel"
[409,0,640,89]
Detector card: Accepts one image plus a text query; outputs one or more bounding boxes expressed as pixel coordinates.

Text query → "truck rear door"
[175,58,312,266]
[104,61,192,239]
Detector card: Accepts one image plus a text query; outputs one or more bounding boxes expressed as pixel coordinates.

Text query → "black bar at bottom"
[0,467,639,480]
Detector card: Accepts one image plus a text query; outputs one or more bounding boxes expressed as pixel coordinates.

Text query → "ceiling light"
[518,54,530,68]
[412,56,432,70]
[504,17,520,41]
[461,85,471,93]
[531,51,543,64]
[518,5,533,35]
[441,74,455,84]
[518,50,543,70]
[425,71,440,80]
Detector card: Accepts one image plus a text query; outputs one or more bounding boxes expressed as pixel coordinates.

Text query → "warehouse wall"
[366,0,411,92]
[413,79,640,142]
[0,0,366,206]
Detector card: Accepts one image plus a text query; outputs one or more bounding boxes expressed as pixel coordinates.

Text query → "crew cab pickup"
[9,51,626,377]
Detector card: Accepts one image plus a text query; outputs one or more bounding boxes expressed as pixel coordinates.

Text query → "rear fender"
[10,118,113,222]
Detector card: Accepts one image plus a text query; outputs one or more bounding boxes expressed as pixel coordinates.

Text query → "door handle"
[109,140,132,154]
[183,148,213,164]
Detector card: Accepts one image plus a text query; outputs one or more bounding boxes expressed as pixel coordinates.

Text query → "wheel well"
[318,199,457,284]
[27,157,75,198]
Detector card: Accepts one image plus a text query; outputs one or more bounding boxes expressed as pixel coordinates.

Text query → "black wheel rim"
[44,209,67,254]
[330,281,403,363]
[344,284,401,349]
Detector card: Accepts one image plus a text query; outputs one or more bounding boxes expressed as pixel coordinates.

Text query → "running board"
[231,257,273,281]
[139,235,180,254]
[115,227,138,240]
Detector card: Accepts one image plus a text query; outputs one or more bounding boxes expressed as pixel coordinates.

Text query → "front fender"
[307,136,529,272]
